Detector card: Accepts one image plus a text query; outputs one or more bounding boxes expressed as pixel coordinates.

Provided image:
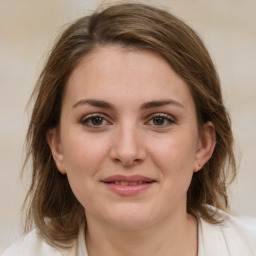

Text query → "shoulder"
[1,229,76,256]
[200,208,256,256]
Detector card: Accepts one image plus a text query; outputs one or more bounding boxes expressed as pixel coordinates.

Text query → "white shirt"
[2,210,256,256]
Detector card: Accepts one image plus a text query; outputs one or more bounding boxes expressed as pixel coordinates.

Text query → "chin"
[103,205,156,230]
[109,217,152,231]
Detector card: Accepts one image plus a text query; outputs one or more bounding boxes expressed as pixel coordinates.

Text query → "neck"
[85,212,198,256]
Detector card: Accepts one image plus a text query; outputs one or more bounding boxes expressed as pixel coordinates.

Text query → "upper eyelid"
[146,112,176,120]
[80,113,112,125]
[81,112,110,120]
[80,116,111,130]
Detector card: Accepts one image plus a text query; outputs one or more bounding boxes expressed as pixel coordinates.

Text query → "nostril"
[109,133,146,165]
[111,156,143,167]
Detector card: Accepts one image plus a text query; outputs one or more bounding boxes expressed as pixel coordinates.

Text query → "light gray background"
[1,0,256,253]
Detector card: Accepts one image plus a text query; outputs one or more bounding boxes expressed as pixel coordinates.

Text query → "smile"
[101,175,156,196]
[106,181,151,186]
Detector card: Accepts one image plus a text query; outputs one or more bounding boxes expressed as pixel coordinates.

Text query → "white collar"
[76,223,88,256]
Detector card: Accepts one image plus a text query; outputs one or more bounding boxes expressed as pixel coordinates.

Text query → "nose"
[110,124,146,167]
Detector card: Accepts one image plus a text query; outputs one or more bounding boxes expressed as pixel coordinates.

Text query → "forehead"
[64,45,195,109]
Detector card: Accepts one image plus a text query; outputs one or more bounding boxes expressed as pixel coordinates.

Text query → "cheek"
[144,132,198,212]
[62,132,109,171]
[60,134,110,193]
[60,137,108,208]
[147,131,198,184]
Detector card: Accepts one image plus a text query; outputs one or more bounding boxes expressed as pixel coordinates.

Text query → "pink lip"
[102,175,155,183]
[101,175,156,196]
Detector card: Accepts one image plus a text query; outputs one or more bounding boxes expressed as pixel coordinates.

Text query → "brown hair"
[24,2,236,248]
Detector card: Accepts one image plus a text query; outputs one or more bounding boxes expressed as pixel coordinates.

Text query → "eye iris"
[92,117,103,125]
[153,117,165,125]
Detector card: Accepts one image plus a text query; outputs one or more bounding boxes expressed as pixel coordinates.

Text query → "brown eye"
[91,117,104,126]
[152,117,165,126]
[147,114,175,127]
[81,115,109,127]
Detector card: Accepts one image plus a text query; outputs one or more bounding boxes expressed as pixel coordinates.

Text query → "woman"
[2,3,256,256]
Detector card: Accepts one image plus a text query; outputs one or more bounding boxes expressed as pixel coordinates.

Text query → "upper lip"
[101,175,156,183]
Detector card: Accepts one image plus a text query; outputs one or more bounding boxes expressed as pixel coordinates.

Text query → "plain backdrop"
[1,0,256,253]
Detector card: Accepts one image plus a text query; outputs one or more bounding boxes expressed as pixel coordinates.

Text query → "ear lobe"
[194,121,216,172]
[46,128,66,174]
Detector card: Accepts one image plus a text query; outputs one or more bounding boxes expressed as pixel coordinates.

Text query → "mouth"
[104,181,153,186]
[101,175,156,196]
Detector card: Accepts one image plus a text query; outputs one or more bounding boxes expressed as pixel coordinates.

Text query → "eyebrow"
[140,100,185,109]
[72,99,185,110]
[73,99,115,109]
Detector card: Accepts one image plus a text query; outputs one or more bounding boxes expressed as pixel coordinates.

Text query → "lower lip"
[103,182,154,196]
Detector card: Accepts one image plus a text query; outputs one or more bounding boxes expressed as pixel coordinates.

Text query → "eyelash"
[146,113,175,127]
[80,113,111,128]
[80,113,175,128]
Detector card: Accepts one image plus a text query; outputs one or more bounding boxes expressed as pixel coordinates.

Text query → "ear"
[46,128,66,174]
[194,121,216,172]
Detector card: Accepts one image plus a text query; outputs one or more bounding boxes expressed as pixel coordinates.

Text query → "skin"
[47,45,216,256]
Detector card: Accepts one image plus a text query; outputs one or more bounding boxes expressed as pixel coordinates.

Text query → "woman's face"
[48,45,215,230]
